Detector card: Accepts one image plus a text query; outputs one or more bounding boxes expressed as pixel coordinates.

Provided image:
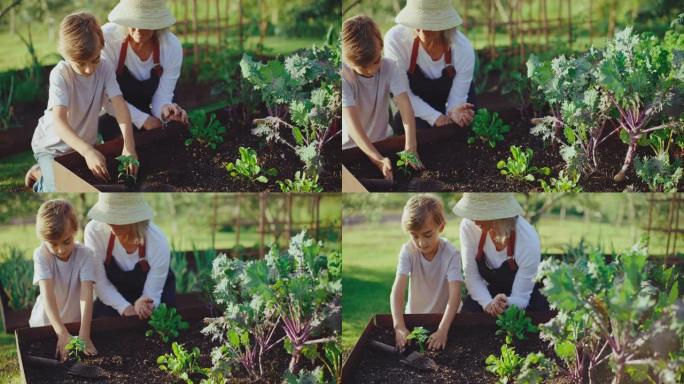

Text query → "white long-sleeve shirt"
[384,25,475,126]
[84,220,170,315]
[460,217,540,310]
[101,23,183,129]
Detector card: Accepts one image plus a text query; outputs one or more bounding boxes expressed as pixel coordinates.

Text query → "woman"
[99,0,188,140]
[452,193,548,316]
[385,0,476,132]
[85,193,175,319]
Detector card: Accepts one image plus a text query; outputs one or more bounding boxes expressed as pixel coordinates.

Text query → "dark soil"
[344,92,667,192]
[353,325,609,384]
[19,320,298,384]
[64,108,341,192]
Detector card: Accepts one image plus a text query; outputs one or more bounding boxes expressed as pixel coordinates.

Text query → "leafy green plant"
[320,340,341,384]
[467,108,510,148]
[395,150,420,176]
[495,306,538,344]
[539,170,583,192]
[0,75,15,131]
[226,147,277,183]
[115,155,140,186]
[515,352,556,384]
[277,171,323,192]
[157,342,207,384]
[0,246,38,310]
[635,153,683,192]
[184,110,226,150]
[406,326,430,353]
[282,367,326,384]
[485,344,524,383]
[145,303,189,343]
[497,146,550,181]
[65,336,86,362]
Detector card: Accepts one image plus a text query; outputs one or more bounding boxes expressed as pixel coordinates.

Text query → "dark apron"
[94,232,176,318]
[462,228,549,312]
[99,36,164,141]
[392,37,476,134]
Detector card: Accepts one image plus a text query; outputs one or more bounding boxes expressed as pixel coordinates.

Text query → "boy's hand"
[448,103,475,127]
[394,326,410,351]
[134,296,154,319]
[372,157,394,181]
[84,147,110,182]
[405,148,426,171]
[120,147,139,177]
[162,103,189,125]
[55,333,72,362]
[80,336,98,356]
[434,114,452,127]
[428,328,448,351]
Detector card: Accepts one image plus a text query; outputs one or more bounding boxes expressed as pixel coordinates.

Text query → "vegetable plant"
[539,170,582,192]
[241,35,341,175]
[65,336,86,362]
[184,110,226,150]
[157,342,207,384]
[406,326,430,353]
[320,340,341,384]
[0,246,38,310]
[495,306,538,345]
[277,171,323,192]
[225,147,277,183]
[485,344,524,383]
[115,155,140,186]
[467,108,510,148]
[145,303,189,343]
[515,352,556,384]
[497,146,550,181]
[634,130,683,192]
[395,150,420,176]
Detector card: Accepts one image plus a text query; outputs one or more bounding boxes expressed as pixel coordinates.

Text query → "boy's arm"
[429,280,461,350]
[343,106,393,180]
[52,106,110,181]
[394,92,424,169]
[38,279,71,361]
[109,95,139,176]
[78,281,97,355]
[390,274,410,349]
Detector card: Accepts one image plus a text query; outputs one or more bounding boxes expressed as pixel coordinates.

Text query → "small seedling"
[406,326,430,353]
[116,155,140,186]
[184,110,226,150]
[495,306,538,344]
[497,146,550,181]
[146,303,189,343]
[157,342,207,384]
[485,344,524,384]
[467,108,510,148]
[396,150,420,176]
[276,171,323,192]
[65,336,86,362]
[539,169,582,192]
[226,146,278,183]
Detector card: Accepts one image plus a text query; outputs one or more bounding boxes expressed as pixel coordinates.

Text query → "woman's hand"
[134,296,154,319]
[434,114,452,127]
[394,326,410,351]
[55,333,72,362]
[448,103,475,127]
[122,305,137,317]
[371,157,394,181]
[142,116,162,130]
[485,294,508,316]
[120,146,139,178]
[83,147,110,182]
[428,328,448,350]
[162,103,189,126]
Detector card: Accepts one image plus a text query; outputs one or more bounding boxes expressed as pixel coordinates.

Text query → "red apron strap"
[138,242,150,272]
[116,37,129,76]
[151,35,164,77]
[105,233,116,266]
[507,230,518,270]
[444,44,456,78]
[408,37,420,75]
[475,230,487,262]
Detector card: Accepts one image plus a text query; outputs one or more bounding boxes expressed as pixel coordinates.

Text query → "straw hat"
[395,0,463,31]
[87,193,154,225]
[108,0,176,30]
[452,193,523,221]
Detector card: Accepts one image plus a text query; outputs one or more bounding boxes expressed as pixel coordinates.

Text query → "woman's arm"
[38,279,71,361]
[446,33,476,124]
[150,34,183,120]
[141,227,171,308]
[461,221,494,309]
[343,106,394,180]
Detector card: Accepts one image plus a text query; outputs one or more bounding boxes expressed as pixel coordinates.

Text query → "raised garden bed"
[342,92,670,192]
[52,109,340,192]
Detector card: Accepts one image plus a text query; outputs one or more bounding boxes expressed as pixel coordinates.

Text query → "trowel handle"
[368,340,399,355]
[23,354,61,367]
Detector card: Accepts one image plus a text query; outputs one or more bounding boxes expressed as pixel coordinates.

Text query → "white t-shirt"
[29,244,96,327]
[341,58,409,150]
[101,23,183,129]
[396,237,464,314]
[84,220,171,315]
[384,25,475,126]
[31,60,122,156]
[460,217,541,310]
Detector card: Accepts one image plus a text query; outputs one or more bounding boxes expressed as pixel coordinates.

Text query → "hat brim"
[395,7,463,31]
[108,4,176,30]
[451,196,523,221]
[87,205,155,225]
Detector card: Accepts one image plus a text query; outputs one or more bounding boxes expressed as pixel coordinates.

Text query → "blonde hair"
[401,194,446,232]
[342,15,383,67]
[415,27,456,46]
[488,217,517,245]
[113,24,170,41]
[58,12,104,62]
[111,221,149,246]
[36,200,79,242]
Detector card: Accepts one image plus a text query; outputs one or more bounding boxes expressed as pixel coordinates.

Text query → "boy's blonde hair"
[401,194,446,232]
[342,15,383,67]
[58,12,104,62]
[36,200,79,242]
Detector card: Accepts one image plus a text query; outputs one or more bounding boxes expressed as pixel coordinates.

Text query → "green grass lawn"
[0,151,33,193]
[341,215,670,351]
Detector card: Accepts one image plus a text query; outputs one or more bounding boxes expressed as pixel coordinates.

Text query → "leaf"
[524,174,535,181]
[256,175,268,183]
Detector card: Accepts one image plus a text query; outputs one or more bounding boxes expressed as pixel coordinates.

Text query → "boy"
[26,12,138,192]
[29,199,98,361]
[390,194,463,351]
[342,15,424,180]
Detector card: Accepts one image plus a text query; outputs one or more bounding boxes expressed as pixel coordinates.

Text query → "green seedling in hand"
[406,326,430,353]
[65,336,86,362]
[396,150,420,176]
[116,155,140,186]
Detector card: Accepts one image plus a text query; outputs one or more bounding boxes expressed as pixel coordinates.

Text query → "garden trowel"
[23,354,108,379]
[368,339,438,371]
